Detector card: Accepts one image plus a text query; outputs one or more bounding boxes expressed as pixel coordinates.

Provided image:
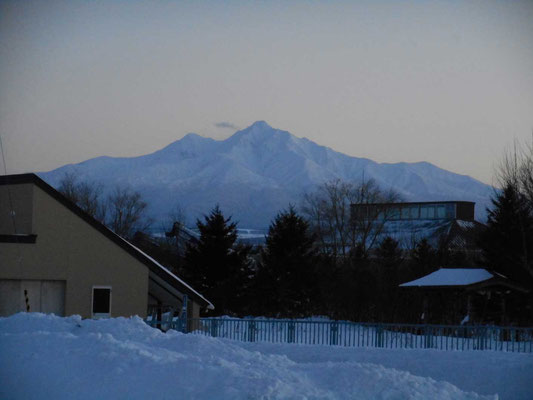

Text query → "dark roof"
[0,173,213,309]
[351,201,475,207]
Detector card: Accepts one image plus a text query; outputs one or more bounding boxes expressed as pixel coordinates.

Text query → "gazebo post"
[466,294,472,323]
[422,295,428,323]
[501,296,506,326]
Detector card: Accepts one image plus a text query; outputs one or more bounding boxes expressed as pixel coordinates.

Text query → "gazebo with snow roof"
[399,268,529,325]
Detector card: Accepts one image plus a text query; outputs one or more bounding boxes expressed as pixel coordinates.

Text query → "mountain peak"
[229,121,291,144]
[157,132,214,154]
[249,120,272,129]
[39,121,494,227]
[183,132,201,139]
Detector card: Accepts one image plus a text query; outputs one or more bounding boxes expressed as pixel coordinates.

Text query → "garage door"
[0,279,65,317]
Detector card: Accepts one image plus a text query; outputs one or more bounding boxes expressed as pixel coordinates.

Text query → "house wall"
[0,183,33,234]
[0,184,149,318]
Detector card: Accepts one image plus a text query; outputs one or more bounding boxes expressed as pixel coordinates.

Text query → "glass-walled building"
[352,201,475,222]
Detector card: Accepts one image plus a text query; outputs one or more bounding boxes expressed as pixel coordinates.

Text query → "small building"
[351,201,485,252]
[352,200,477,222]
[399,268,530,325]
[0,173,213,320]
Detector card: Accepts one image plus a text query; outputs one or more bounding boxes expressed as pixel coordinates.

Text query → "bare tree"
[302,178,401,261]
[302,179,352,259]
[163,204,189,255]
[349,179,402,256]
[58,172,80,204]
[107,187,150,239]
[497,138,533,206]
[489,137,533,283]
[77,181,107,222]
[58,172,106,222]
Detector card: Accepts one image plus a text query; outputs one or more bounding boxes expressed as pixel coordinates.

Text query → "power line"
[0,132,8,175]
[0,133,19,234]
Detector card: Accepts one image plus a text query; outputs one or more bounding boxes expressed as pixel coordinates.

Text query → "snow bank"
[1,314,530,399]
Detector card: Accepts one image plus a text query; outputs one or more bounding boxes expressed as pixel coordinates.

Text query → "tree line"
[174,202,477,322]
[58,172,151,239]
[58,139,533,325]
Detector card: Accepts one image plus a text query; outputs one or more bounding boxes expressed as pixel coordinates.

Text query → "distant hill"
[39,121,494,228]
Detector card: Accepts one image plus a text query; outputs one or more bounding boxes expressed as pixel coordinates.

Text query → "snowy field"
[1,314,532,400]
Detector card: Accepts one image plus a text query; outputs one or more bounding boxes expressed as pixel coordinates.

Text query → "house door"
[0,279,65,317]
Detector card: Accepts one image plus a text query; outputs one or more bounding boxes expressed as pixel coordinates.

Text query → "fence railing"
[145,317,533,353]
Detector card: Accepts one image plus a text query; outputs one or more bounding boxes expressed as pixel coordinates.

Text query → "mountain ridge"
[39,121,494,228]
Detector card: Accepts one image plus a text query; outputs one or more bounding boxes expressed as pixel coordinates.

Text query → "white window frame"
[91,286,112,319]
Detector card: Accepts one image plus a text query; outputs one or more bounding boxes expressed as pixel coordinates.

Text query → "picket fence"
[145,317,533,353]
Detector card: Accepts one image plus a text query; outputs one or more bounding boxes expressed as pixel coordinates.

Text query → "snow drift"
[1,313,531,399]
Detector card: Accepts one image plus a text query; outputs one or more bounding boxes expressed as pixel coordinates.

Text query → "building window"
[92,286,111,318]
[387,207,400,220]
[445,203,456,219]
[421,205,436,219]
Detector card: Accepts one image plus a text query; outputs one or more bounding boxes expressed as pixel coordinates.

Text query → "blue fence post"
[330,321,338,345]
[288,321,295,343]
[210,320,219,338]
[248,320,256,342]
[424,325,432,349]
[477,326,485,350]
[376,324,384,348]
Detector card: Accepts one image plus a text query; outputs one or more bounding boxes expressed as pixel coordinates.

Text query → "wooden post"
[180,295,188,333]
[156,300,162,330]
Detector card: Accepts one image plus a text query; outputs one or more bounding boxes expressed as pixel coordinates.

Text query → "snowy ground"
[1,314,532,400]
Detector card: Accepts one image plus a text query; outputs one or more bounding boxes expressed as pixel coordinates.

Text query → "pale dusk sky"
[1,0,532,185]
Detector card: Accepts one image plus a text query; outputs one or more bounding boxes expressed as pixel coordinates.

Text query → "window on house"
[92,287,111,318]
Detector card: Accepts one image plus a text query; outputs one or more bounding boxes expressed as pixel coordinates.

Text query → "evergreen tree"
[375,236,403,321]
[480,184,533,287]
[376,237,402,269]
[411,238,437,278]
[254,207,318,317]
[183,205,252,315]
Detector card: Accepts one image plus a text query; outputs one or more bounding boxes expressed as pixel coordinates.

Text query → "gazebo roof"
[400,268,493,287]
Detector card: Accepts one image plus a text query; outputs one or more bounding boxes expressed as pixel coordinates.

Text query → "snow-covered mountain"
[39,121,494,228]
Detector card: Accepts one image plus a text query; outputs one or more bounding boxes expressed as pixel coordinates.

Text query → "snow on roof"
[456,220,476,229]
[374,219,452,249]
[400,268,494,287]
[119,236,214,310]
